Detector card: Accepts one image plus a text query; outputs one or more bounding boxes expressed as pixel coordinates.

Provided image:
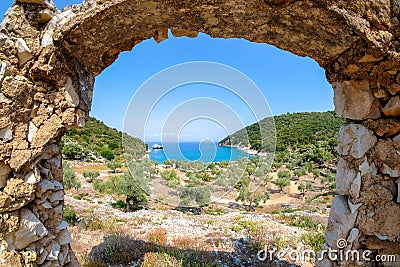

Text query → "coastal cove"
[147,142,252,163]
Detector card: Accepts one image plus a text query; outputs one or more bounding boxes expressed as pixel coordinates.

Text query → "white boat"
[152,143,163,149]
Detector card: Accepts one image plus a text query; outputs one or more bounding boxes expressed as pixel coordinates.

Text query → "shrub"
[83,171,100,183]
[64,205,78,225]
[147,228,168,246]
[92,233,140,265]
[301,231,325,252]
[62,143,84,160]
[101,149,114,160]
[141,252,181,267]
[106,160,122,173]
[63,163,81,192]
[111,199,127,210]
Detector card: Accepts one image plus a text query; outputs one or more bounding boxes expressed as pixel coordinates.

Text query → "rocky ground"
[65,162,331,267]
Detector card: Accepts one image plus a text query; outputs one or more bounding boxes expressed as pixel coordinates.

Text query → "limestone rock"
[49,190,63,202]
[24,171,37,184]
[394,134,400,149]
[383,96,400,117]
[31,115,63,148]
[325,195,358,250]
[348,199,363,214]
[397,181,400,204]
[15,38,33,68]
[349,172,361,198]
[381,163,399,177]
[63,77,80,107]
[27,121,38,143]
[52,180,63,190]
[55,221,68,232]
[0,251,24,267]
[0,179,35,213]
[57,229,71,245]
[42,10,75,47]
[333,81,380,120]
[36,179,55,195]
[9,149,31,170]
[47,241,60,261]
[0,62,12,86]
[0,161,11,188]
[5,208,48,250]
[347,228,359,243]
[0,126,12,142]
[336,158,357,195]
[359,157,369,176]
[337,124,377,159]
[0,93,12,104]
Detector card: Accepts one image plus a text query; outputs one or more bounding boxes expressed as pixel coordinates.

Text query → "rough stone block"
[338,123,377,159]
[333,81,380,120]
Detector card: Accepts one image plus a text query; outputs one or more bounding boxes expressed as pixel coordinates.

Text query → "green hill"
[61,117,145,161]
[219,111,345,153]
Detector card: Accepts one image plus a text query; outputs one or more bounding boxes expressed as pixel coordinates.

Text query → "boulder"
[333,81,380,120]
[337,124,377,159]
[5,208,48,250]
[0,125,12,142]
[15,38,33,68]
[383,95,400,117]
[336,158,357,195]
[325,195,358,250]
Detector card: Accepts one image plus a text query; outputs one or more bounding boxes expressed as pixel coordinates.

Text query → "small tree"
[63,164,81,194]
[107,160,122,173]
[298,183,306,198]
[275,177,290,194]
[62,143,84,160]
[101,149,115,161]
[83,171,100,183]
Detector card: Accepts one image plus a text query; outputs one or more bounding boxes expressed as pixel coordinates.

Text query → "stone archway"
[0,0,399,266]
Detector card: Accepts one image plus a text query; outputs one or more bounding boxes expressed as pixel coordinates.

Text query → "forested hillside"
[61,117,145,161]
[219,111,345,152]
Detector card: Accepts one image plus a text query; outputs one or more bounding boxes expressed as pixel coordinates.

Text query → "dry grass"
[141,252,181,267]
[147,228,168,246]
[172,235,194,250]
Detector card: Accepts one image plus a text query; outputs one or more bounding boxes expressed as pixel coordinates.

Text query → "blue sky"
[1,1,334,142]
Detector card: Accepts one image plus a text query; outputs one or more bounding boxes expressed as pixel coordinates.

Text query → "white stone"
[15,38,33,67]
[57,229,71,245]
[24,171,37,184]
[338,124,377,159]
[49,190,64,202]
[64,77,80,107]
[347,228,359,243]
[336,158,357,195]
[325,195,358,250]
[359,157,369,176]
[349,172,361,198]
[348,199,363,214]
[0,93,12,104]
[0,125,12,142]
[0,62,12,86]
[396,181,400,204]
[37,179,55,194]
[393,134,400,150]
[27,121,38,143]
[47,242,60,261]
[5,209,48,250]
[0,161,11,188]
[53,180,63,190]
[374,232,388,241]
[56,221,68,232]
[333,80,380,120]
[41,200,52,209]
[42,10,76,47]
[381,163,399,177]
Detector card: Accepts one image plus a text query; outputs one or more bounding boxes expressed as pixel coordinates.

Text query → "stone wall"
[0,0,399,266]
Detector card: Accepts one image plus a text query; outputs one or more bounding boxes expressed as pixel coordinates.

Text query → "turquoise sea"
[147,141,251,164]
